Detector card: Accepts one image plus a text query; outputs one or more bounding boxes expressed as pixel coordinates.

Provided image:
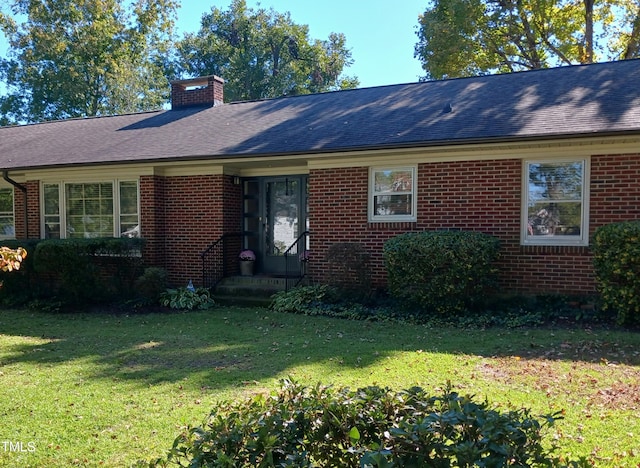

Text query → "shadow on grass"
[1,306,639,392]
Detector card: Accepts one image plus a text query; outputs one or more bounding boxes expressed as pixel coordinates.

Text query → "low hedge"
[33,237,145,305]
[0,237,145,307]
[140,380,573,467]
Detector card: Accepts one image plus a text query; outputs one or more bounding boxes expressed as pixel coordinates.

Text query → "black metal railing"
[283,231,310,291]
[200,233,243,289]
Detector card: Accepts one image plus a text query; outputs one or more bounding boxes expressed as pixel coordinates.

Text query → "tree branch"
[623,4,640,59]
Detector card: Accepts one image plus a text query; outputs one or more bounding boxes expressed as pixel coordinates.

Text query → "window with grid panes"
[0,188,14,239]
[369,167,416,222]
[523,158,589,246]
[42,181,139,239]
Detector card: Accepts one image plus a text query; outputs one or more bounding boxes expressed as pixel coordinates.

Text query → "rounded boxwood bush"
[592,220,640,326]
[383,230,500,314]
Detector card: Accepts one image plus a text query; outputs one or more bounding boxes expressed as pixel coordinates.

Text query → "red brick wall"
[590,153,640,225]
[309,154,640,295]
[222,176,243,234]
[140,175,166,268]
[13,180,40,239]
[139,173,242,287]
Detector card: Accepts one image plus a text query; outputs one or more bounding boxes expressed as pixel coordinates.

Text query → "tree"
[0,0,178,124]
[415,0,640,80]
[176,0,358,102]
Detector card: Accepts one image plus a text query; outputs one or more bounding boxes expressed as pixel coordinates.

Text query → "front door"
[263,176,307,275]
[242,176,308,276]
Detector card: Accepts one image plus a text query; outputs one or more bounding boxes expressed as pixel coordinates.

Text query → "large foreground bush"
[141,380,571,467]
[383,231,500,314]
[592,220,640,326]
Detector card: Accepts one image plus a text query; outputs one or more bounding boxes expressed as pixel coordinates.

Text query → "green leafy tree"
[0,0,178,124]
[415,0,640,80]
[176,0,358,102]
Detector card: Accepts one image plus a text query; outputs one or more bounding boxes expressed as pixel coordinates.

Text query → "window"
[522,158,589,245]
[369,167,417,222]
[42,181,139,239]
[0,188,15,239]
[119,181,140,238]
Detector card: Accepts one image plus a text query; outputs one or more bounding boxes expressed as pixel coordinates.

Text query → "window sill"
[519,244,589,255]
[367,221,417,231]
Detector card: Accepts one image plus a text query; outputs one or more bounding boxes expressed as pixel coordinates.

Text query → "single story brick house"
[1,59,639,295]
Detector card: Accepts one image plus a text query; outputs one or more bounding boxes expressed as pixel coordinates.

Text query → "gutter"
[2,171,28,238]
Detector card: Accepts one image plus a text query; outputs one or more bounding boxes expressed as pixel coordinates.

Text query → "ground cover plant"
[0,306,638,466]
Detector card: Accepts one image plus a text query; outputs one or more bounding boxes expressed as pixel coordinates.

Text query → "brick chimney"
[170,75,224,109]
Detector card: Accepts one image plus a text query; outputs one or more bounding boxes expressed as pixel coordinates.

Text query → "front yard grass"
[0,306,638,467]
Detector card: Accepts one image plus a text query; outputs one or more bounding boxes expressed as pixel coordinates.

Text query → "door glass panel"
[243,180,260,252]
[266,179,299,256]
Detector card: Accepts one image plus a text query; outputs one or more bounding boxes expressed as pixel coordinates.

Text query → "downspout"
[3,171,28,238]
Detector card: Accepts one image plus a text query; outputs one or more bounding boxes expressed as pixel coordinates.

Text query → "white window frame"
[0,187,15,240]
[368,166,417,223]
[521,157,590,246]
[40,180,140,239]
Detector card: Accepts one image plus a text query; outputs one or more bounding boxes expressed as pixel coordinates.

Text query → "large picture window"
[369,167,417,222]
[523,158,589,245]
[42,181,139,239]
[0,188,15,239]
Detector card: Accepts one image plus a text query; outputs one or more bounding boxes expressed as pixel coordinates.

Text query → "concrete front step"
[213,275,298,306]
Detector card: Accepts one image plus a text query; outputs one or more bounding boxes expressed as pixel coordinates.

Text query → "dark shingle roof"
[2,59,640,171]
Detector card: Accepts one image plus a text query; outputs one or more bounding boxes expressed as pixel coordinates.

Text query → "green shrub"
[270,285,399,322]
[271,286,605,328]
[383,231,500,314]
[325,242,371,299]
[134,267,169,304]
[159,287,215,310]
[592,221,640,326]
[141,380,570,467]
[270,284,333,314]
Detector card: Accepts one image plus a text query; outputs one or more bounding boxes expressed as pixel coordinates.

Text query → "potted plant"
[239,249,256,276]
[299,250,310,263]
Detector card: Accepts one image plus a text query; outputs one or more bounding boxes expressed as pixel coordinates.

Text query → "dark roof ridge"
[224,58,640,105]
[0,108,164,131]
[413,58,640,84]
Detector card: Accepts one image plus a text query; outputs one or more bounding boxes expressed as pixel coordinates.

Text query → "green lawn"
[0,306,638,467]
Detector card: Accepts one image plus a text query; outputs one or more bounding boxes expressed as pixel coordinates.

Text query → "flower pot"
[239,260,254,276]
